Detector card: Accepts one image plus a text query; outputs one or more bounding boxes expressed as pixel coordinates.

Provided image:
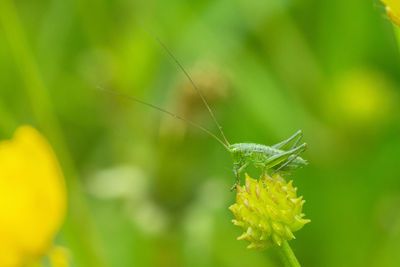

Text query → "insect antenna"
[140,22,230,147]
[98,87,229,150]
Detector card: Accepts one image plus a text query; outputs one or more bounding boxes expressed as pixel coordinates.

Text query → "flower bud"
[229,174,310,250]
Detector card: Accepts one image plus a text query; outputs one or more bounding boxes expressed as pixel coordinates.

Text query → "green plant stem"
[394,25,400,54]
[277,241,301,267]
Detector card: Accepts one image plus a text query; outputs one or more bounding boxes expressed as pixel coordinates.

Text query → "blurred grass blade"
[0,1,107,266]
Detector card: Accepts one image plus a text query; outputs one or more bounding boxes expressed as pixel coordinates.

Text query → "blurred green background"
[1,0,400,266]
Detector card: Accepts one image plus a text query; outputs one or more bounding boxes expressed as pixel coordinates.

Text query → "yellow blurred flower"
[0,126,67,266]
[382,0,400,26]
[326,69,395,131]
[49,246,69,267]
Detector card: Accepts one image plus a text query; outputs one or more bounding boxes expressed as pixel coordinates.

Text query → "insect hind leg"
[272,144,307,174]
[264,143,307,170]
[291,132,303,149]
[272,130,303,150]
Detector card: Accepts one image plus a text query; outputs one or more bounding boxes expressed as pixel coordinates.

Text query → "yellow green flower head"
[229,174,310,250]
[382,0,400,26]
[0,126,67,266]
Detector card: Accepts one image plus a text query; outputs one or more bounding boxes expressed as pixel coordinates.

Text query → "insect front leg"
[231,161,249,191]
[272,130,303,150]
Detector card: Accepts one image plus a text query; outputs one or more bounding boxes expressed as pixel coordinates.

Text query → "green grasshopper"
[103,27,308,190]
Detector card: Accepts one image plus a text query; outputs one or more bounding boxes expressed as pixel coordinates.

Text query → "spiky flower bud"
[229,174,310,250]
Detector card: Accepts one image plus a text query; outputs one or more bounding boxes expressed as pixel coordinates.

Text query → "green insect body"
[227,130,307,190]
[104,26,308,190]
[229,143,308,173]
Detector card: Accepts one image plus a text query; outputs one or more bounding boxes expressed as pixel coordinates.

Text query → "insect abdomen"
[233,143,276,155]
[229,143,307,165]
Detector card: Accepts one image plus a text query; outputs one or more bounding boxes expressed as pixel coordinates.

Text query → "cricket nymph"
[229,143,308,172]
[227,130,308,190]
